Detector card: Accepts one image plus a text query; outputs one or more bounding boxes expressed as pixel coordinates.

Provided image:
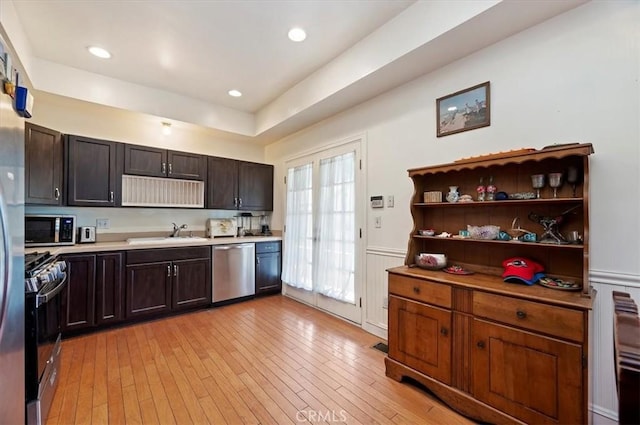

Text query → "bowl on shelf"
[418,229,435,236]
[415,253,447,270]
[467,224,500,240]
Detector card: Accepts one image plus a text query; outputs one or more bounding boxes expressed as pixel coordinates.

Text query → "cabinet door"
[124,144,167,178]
[472,319,584,424]
[172,258,211,310]
[207,156,238,209]
[125,261,172,318]
[238,161,273,211]
[256,251,281,294]
[25,123,63,205]
[168,150,207,180]
[61,254,96,331]
[95,252,124,325]
[388,295,452,385]
[66,135,119,206]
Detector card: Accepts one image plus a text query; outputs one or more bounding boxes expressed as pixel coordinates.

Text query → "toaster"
[207,218,237,238]
[78,226,96,243]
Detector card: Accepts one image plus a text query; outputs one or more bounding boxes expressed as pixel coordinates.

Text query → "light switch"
[374,217,382,228]
[96,218,110,229]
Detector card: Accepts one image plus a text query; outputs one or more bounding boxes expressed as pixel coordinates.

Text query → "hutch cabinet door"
[207,156,239,209]
[472,318,584,424]
[66,135,119,206]
[167,150,207,181]
[25,123,63,205]
[238,161,274,211]
[388,295,452,385]
[125,261,173,318]
[171,257,211,310]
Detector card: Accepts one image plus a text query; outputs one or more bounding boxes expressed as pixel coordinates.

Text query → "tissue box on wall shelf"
[14,86,33,118]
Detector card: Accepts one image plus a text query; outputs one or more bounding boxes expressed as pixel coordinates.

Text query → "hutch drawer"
[388,274,451,308]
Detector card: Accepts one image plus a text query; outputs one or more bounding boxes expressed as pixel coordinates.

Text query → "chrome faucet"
[170,222,187,237]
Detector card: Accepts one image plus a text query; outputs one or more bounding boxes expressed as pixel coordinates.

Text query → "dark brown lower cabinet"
[95,252,124,325]
[62,251,124,332]
[61,254,96,332]
[125,246,211,319]
[255,241,281,295]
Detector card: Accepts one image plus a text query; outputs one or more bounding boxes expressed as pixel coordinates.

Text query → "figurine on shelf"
[486,176,496,201]
[476,177,485,201]
[528,205,581,244]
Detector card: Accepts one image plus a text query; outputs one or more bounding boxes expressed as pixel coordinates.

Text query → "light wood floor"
[47,295,474,424]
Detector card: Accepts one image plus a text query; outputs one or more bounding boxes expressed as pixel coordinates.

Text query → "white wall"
[265,1,640,421]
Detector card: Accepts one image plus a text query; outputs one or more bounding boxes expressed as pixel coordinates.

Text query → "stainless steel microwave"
[25,215,76,247]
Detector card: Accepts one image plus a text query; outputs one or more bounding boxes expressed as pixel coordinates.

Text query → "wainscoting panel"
[364,247,406,338]
[589,270,640,424]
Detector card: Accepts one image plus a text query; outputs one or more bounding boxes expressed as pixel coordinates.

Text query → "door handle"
[516,310,527,319]
[173,264,178,277]
[413,286,420,294]
[168,163,173,174]
[54,187,60,200]
[109,191,114,202]
[238,198,242,207]
[440,327,448,336]
[167,265,171,277]
[162,162,166,174]
[477,341,485,349]
[234,197,238,207]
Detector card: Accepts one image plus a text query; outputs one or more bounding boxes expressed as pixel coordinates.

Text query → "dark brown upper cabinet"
[207,156,273,211]
[25,123,63,205]
[124,144,206,181]
[66,135,122,207]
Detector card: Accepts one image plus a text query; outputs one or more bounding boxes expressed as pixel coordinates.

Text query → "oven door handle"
[36,272,67,308]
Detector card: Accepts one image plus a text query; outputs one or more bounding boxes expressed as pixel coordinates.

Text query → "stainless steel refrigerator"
[0,82,25,422]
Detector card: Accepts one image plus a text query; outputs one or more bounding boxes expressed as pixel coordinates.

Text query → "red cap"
[502,257,545,285]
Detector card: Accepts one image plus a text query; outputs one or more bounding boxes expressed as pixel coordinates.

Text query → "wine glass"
[567,166,579,197]
[548,172,563,198]
[531,174,545,199]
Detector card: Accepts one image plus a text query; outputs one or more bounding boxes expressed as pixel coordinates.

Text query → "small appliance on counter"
[78,226,96,243]
[207,218,237,238]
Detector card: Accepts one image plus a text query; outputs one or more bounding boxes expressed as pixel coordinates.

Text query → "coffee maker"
[260,215,272,236]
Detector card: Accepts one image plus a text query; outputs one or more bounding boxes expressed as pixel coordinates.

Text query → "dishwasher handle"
[214,243,255,250]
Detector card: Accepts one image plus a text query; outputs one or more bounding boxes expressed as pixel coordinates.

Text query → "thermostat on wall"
[370,195,384,208]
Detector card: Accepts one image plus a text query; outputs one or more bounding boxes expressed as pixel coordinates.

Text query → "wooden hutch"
[385,144,594,424]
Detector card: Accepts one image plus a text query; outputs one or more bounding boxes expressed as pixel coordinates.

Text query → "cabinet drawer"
[256,241,281,254]
[388,274,451,309]
[473,292,584,342]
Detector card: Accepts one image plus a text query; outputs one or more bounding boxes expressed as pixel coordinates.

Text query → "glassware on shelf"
[476,177,485,201]
[446,186,459,203]
[548,172,563,198]
[486,176,496,201]
[566,166,579,197]
[531,174,545,199]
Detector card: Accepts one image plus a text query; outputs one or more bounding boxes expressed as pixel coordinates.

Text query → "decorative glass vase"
[446,186,459,203]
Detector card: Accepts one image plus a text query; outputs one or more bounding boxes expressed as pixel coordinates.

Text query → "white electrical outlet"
[96,218,110,229]
[387,195,394,208]
[374,216,382,228]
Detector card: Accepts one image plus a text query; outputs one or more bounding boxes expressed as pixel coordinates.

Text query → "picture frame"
[436,81,490,137]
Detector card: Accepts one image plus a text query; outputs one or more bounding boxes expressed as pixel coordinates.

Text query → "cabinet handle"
[168,163,172,174]
[412,286,420,294]
[234,197,238,207]
[109,191,114,202]
[256,257,260,265]
[477,341,485,349]
[162,162,166,174]
[167,265,171,277]
[238,198,242,207]
[440,327,448,336]
[54,187,60,200]
[516,310,527,319]
[173,264,178,277]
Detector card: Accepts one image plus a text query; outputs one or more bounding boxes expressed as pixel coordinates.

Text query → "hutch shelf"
[385,143,595,424]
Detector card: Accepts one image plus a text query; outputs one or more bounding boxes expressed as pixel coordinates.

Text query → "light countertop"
[25,235,282,257]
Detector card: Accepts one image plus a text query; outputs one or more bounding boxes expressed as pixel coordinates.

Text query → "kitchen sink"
[126,236,208,245]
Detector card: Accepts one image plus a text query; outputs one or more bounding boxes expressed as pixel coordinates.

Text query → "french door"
[282,140,363,324]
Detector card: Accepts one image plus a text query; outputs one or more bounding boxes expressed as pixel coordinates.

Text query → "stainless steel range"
[24,251,67,425]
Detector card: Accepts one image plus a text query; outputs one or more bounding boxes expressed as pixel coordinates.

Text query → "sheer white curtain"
[282,163,313,290]
[315,151,356,304]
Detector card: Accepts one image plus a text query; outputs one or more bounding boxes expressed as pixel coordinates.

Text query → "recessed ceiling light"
[228,89,242,97]
[88,46,111,59]
[288,27,306,42]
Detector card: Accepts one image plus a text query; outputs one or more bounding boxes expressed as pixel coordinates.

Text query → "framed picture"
[436,81,490,137]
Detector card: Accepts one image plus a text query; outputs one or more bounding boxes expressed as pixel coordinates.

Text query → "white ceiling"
[5,0,587,144]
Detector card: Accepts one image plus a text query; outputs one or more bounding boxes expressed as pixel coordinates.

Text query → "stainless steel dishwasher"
[212,243,255,303]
